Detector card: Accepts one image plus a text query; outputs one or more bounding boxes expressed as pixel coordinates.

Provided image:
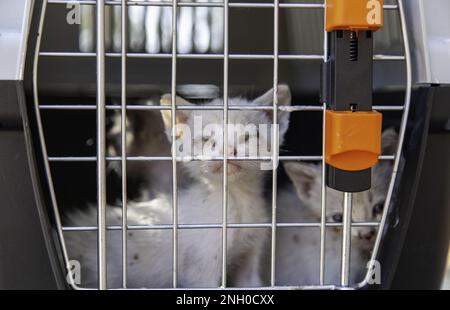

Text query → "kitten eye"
[202,136,210,143]
[372,202,384,217]
[331,213,343,223]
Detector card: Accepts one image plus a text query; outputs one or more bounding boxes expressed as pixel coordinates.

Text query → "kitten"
[106,85,221,196]
[276,129,398,286]
[107,102,173,196]
[65,85,291,288]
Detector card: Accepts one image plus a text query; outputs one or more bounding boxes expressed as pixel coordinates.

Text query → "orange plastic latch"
[326,0,384,32]
[325,110,382,171]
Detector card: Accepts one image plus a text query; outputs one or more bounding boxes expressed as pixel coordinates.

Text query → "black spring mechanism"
[349,31,358,61]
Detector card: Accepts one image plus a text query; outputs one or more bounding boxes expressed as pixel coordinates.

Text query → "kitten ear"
[284,162,319,202]
[381,128,398,155]
[159,94,194,129]
[253,84,292,139]
[372,129,398,189]
[253,84,291,107]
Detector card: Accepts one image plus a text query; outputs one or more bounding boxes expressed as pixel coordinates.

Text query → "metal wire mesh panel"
[32,0,412,290]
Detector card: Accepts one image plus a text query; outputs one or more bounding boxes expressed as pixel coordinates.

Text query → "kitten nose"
[359,230,375,240]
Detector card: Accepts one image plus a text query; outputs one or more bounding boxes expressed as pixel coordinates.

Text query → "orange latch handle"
[326,0,384,32]
[325,110,383,171]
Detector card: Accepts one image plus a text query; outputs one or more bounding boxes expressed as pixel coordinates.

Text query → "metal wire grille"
[32,0,412,290]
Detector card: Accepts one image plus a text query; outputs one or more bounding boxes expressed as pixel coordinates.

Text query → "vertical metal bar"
[171,0,179,288]
[341,192,353,286]
[96,0,108,290]
[319,7,329,285]
[221,0,229,288]
[319,102,327,285]
[121,0,128,289]
[270,0,279,287]
[33,0,80,289]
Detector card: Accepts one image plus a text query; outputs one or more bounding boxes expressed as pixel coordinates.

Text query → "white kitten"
[65,86,291,288]
[276,129,398,286]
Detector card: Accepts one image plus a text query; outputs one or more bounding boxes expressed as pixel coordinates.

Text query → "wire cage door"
[32,0,412,290]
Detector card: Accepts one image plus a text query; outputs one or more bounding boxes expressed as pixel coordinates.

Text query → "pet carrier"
[0,0,449,290]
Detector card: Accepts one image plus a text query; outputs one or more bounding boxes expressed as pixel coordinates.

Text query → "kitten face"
[160,85,291,185]
[284,129,398,246]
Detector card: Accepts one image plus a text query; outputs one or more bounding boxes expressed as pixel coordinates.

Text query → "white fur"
[276,129,398,286]
[66,86,292,288]
[275,183,369,285]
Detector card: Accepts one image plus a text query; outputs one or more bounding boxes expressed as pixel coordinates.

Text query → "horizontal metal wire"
[39,104,322,111]
[47,155,395,162]
[39,52,324,60]
[373,55,405,61]
[48,0,323,8]
[39,52,405,61]
[39,105,404,111]
[72,284,342,290]
[78,283,345,290]
[90,285,341,291]
[47,0,398,10]
[62,221,380,232]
